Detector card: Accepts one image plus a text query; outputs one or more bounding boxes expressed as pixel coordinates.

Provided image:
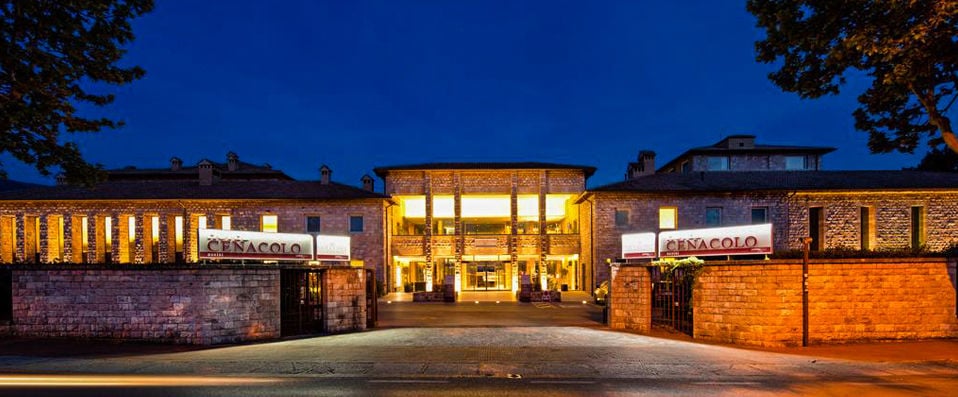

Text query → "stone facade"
[608,264,651,332]
[323,267,367,334]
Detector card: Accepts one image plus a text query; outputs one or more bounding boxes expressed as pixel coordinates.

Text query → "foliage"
[0,0,154,186]
[747,1,958,155]
[652,256,705,285]
[913,146,958,171]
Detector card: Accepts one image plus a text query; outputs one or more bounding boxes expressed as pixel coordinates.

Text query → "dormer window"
[706,156,729,171]
[785,155,808,170]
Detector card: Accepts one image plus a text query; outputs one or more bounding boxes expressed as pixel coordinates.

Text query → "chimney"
[227,152,239,171]
[626,150,656,180]
[320,165,331,185]
[361,174,374,192]
[170,157,182,171]
[717,135,756,149]
[198,159,214,186]
[55,173,67,186]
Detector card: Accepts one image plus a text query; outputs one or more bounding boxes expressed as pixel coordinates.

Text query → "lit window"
[80,216,89,252]
[349,216,364,233]
[220,215,231,230]
[614,210,629,227]
[262,215,278,233]
[705,207,722,226]
[785,156,807,170]
[128,216,136,245]
[911,206,924,249]
[706,156,729,171]
[174,216,184,252]
[104,217,113,246]
[306,216,321,233]
[659,207,677,229]
[197,215,207,230]
[751,207,768,224]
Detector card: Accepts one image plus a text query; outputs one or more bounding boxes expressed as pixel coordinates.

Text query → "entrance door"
[465,262,509,291]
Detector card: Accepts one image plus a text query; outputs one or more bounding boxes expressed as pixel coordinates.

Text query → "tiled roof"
[373,162,597,178]
[0,180,388,201]
[106,160,292,181]
[0,179,45,191]
[591,171,958,193]
[657,139,835,172]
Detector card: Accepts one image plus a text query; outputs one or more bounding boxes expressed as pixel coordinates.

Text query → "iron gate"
[365,269,377,328]
[280,269,323,337]
[649,266,694,335]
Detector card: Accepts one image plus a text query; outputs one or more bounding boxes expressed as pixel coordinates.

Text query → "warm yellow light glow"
[659,207,677,229]
[127,216,136,244]
[57,216,64,258]
[151,216,159,244]
[432,196,454,218]
[80,216,89,251]
[174,216,184,251]
[400,196,426,218]
[198,215,207,230]
[221,215,231,230]
[546,194,572,220]
[461,195,510,218]
[262,215,278,233]
[104,217,112,246]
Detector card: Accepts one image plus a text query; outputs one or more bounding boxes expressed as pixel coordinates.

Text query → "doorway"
[465,261,510,291]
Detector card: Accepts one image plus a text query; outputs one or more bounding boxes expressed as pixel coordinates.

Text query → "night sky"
[4,0,945,188]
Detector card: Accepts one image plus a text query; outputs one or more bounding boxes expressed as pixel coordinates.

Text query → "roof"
[590,171,958,194]
[657,137,836,172]
[0,179,46,191]
[106,160,292,181]
[373,162,597,178]
[0,180,389,201]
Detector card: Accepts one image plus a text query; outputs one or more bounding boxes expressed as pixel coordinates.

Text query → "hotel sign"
[315,235,350,261]
[621,232,657,259]
[199,229,315,261]
[658,224,773,258]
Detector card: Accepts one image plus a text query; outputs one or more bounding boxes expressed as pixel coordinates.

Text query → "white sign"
[621,232,657,259]
[315,235,350,261]
[198,229,314,261]
[658,223,773,258]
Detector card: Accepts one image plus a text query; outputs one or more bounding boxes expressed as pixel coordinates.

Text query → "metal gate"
[365,269,377,328]
[280,269,323,337]
[649,266,694,335]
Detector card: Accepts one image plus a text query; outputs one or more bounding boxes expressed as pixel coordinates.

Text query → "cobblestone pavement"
[1,301,956,395]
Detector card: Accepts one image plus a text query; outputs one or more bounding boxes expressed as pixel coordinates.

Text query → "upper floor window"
[614,209,629,227]
[680,161,691,174]
[306,216,321,234]
[219,215,231,230]
[349,216,364,233]
[785,155,808,170]
[751,207,768,224]
[659,207,677,230]
[262,215,278,233]
[706,156,729,171]
[911,206,924,249]
[705,207,722,226]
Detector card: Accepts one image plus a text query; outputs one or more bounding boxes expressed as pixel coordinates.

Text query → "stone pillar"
[87,212,99,264]
[510,171,519,292]
[62,214,73,262]
[158,215,170,263]
[38,214,49,263]
[539,171,548,291]
[424,173,433,293]
[14,214,25,263]
[183,214,193,262]
[110,213,121,263]
[453,172,463,291]
[134,212,145,264]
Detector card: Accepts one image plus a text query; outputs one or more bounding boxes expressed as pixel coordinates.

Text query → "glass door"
[465,262,510,291]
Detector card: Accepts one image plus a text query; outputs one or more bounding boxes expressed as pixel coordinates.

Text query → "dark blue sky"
[6,0,944,188]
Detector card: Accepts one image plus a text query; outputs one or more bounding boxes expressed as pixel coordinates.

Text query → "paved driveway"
[377,300,604,328]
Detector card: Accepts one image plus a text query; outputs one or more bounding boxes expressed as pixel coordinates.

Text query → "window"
[220,215,231,230]
[349,216,364,233]
[197,215,207,230]
[306,216,321,233]
[659,207,677,229]
[785,155,807,170]
[614,210,629,227]
[860,207,874,250]
[751,207,768,224]
[262,215,278,233]
[809,207,823,251]
[680,161,691,174]
[706,156,729,171]
[705,207,722,226]
[911,206,924,249]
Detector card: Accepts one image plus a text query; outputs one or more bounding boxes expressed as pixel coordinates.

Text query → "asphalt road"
[0,301,956,396]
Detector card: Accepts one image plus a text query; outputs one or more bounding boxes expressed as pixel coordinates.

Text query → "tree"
[747,1,958,155]
[913,146,958,171]
[1,0,153,186]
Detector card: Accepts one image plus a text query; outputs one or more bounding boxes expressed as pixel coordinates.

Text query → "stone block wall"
[694,259,958,347]
[8,266,280,344]
[323,267,366,333]
[609,264,651,332]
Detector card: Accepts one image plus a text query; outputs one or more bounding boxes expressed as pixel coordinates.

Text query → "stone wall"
[610,258,958,347]
[608,264,651,332]
[7,266,280,344]
[323,267,366,333]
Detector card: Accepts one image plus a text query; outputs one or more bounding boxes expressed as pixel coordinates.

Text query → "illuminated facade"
[375,163,595,293]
